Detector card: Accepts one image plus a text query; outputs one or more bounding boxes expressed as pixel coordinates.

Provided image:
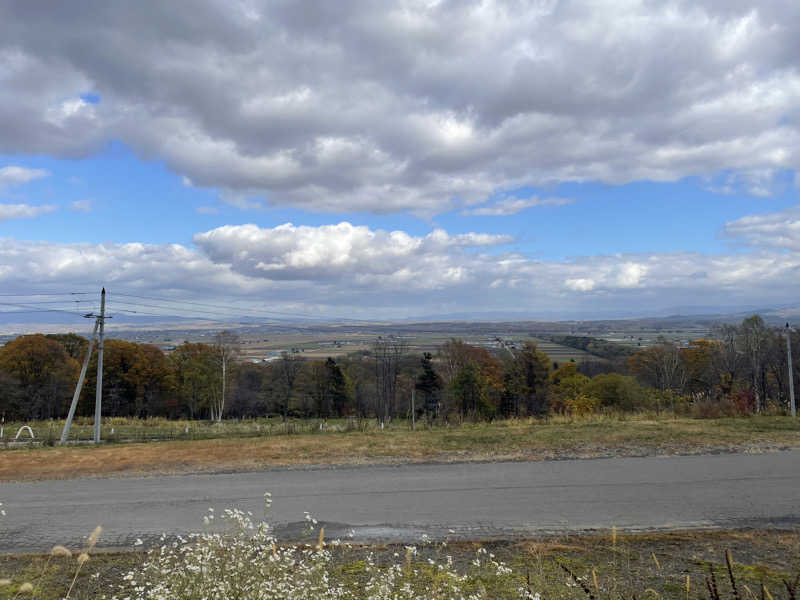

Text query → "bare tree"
[628,338,687,392]
[437,339,473,386]
[373,336,407,423]
[212,330,240,422]
[739,316,770,412]
[710,324,742,399]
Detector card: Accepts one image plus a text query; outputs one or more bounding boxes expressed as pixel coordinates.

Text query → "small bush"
[692,398,738,419]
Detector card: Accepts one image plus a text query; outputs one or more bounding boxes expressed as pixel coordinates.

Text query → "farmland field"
[188,331,599,363]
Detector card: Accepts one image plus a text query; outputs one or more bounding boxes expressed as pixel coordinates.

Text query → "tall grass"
[3,412,798,449]
[0,416,381,445]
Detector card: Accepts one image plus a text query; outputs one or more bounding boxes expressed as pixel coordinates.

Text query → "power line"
[110,300,305,323]
[0,299,92,305]
[112,307,219,320]
[111,292,301,315]
[0,292,93,297]
[2,289,370,324]
[107,297,321,322]
[109,304,313,330]
[0,310,84,315]
[109,291,367,322]
[0,301,87,316]
[108,298,249,318]
[0,295,307,325]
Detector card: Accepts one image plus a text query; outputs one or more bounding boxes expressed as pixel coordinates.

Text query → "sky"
[1,0,799,323]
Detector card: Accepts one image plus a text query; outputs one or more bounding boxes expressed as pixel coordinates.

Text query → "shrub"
[585,374,650,412]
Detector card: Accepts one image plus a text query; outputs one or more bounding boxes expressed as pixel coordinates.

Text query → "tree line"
[0,315,797,422]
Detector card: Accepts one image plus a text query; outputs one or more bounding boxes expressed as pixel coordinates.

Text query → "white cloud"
[724,207,800,251]
[462,196,573,216]
[0,203,56,221]
[0,165,49,189]
[1,2,799,213]
[565,278,595,292]
[2,221,800,318]
[704,169,786,197]
[193,222,511,286]
[69,199,91,212]
[616,262,648,288]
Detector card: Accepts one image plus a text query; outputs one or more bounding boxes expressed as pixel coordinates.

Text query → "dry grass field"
[2,415,799,482]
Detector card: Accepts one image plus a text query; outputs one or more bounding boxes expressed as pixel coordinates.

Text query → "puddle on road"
[272,521,430,544]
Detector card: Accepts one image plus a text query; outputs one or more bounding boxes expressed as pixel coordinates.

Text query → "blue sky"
[3,143,795,258]
[1,1,800,322]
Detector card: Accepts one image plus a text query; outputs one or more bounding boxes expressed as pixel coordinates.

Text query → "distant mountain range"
[411,304,800,323]
[2,303,799,336]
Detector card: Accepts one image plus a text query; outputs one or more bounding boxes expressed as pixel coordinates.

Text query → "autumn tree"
[170,343,221,420]
[79,340,170,417]
[507,341,551,416]
[449,362,494,419]
[627,339,687,392]
[585,373,648,412]
[710,324,743,399]
[83,339,139,417]
[45,333,89,361]
[127,344,174,417]
[341,357,374,418]
[437,340,503,417]
[549,362,593,415]
[438,339,480,385]
[0,335,79,420]
[682,339,718,399]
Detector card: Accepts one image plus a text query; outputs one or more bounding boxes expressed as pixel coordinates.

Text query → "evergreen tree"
[325,357,348,417]
[415,352,442,419]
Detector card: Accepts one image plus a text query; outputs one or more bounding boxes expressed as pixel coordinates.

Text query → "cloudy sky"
[1,0,799,322]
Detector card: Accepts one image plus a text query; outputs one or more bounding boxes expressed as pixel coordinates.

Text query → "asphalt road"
[2,451,799,554]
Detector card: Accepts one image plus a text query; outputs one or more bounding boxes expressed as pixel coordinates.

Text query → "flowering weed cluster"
[110,499,537,600]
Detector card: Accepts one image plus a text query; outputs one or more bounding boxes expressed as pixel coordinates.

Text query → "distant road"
[2,452,799,554]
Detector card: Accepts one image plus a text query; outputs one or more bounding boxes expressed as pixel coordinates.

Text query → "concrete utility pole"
[411,389,415,430]
[60,319,99,443]
[787,323,796,418]
[94,288,106,443]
